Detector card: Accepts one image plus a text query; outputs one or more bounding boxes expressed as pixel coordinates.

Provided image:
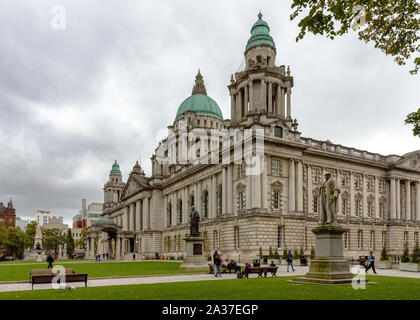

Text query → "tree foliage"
[3,227,26,259]
[75,227,87,250]
[24,221,37,249]
[0,222,6,245]
[290,0,420,74]
[412,241,420,264]
[405,107,420,137]
[42,228,65,252]
[401,241,410,263]
[65,229,75,256]
[381,242,389,261]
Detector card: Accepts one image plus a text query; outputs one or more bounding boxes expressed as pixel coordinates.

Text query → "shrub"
[273,249,280,259]
[293,249,299,260]
[299,247,304,258]
[401,242,410,263]
[282,249,288,260]
[380,243,388,261]
[310,246,315,259]
[259,247,263,259]
[268,246,274,259]
[411,242,420,264]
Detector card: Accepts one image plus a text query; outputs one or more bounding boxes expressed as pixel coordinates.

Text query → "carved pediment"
[121,177,142,200]
[395,151,420,171]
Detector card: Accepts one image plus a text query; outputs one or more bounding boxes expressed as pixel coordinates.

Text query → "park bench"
[29,268,88,290]
[240,266,278,278]
[208,264,229,274]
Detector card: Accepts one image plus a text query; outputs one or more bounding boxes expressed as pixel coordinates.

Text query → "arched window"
[179,200,183,223]
[168,203,172,226]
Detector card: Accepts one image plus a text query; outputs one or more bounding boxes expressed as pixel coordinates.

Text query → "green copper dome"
[245,12,276,52]
[175,71,223,121]
[109,160,122,176]
[92,217,119,228]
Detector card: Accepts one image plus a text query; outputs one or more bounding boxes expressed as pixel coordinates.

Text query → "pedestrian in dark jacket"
[365,251,378,274]
[214,254,222,278]
[46,254,54,269]
[287,250,295,272]
[213,251,218,264]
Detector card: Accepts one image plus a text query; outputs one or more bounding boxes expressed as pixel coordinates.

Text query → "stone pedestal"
[293,225,353,285]
[179,236,208,270]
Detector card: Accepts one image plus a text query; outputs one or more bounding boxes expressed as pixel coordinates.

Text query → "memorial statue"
[35,242,41,250]
[319,172,341,224]
[189,207,200,237]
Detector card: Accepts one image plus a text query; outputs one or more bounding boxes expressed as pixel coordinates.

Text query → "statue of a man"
[319,172,341,224]
[189,207,200,237]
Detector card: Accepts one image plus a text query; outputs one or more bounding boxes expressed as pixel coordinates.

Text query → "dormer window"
[274,126,283,138]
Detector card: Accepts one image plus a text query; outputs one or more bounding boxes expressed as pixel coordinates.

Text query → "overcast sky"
[0,0,419,225]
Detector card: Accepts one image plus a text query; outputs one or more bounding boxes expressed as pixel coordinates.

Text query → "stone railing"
[301,137,387,163]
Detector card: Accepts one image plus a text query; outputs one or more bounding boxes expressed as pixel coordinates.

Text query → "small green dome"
[92,217,119,228]
[110,160,122,176]
[175,71,223,121]
[245,12,276,52]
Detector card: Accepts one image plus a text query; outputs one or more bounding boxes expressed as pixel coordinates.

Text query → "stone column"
[396,179,401,220]
[416,181,420,221]
[286,87,291,118]
[280,87,285,117]
[208,177,213,218]
[124,207,129,231]
[197,181,202,214]
[268,82,273,113]
[143,197,149,230]
[261,79,266,112]
[136,200,141,231]
[212,175,217,217]
[406,180,411,221]
[374,177,379,218]
[183,187,188,222]
[227,165,233,214]
[350,172,355,216]
[262,155,268,209]
[235,92,241,120]
[172,192,177,225]
[222,167,227,215]
[230,93,236,123]
[276,84,281,115]
[289,159,296,212]
[296,160,303,212]
[116,236,121,259]
[163,196,167,229]
[246,166,252,209]
[130,203,135,232]
[308,164,313,214]
[249,80,254,112]
[337,170,341,216]
[390,178,396,219]
[244,83,249,116]
[362,174,367,218]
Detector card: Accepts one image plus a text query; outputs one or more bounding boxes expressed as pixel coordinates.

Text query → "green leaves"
[405,107,420,137]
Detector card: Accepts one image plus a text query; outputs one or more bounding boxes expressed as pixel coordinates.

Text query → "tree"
[274,248,280,259]
[380,242,389,261]
[24,221,37,249]
[405,108,420,137]
[299,246,304,258]
[75,227,87,251]
[268,246,274,259]
[282,249,288,260]
[0,222,6,245]
[310,246,316,259]
[294,248,299,260]
[3,227,26,259]
[65,229,75,257]
[259,246,263,259]
[42,228,65,253]
[412,241,420,264]
[401,241,410,263]
[290,0,420,74]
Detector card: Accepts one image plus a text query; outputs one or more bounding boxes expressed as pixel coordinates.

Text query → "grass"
[0,261,205,282]
[0,259,89,264]
[0,275,419,300]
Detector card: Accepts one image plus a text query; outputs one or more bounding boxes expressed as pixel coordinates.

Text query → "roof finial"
[192,69,207,95]
[258,11,262,20]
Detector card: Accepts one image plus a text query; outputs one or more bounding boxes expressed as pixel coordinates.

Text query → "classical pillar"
[116,236,121,259]
[197,181,202,214]
[227,165,233,214]
[172,192,177,225]
[337,170,341,216]
[416,181,420,221]
[249,80,254,112]
[130,203,135,232]
[124,207,129,231]
[390,178,396,219]
[276,84,281,115]
[246,166,252,209]
[244,83,249,116]
[296,160,303,212]
[262,155,268,209]
[230,93,236,123]
[183,187,188,222]
[208,177,213,218]
[235,92,241,120]
[163,196,167,229]
[289,159,296,212]
[238,89,243,120]
[406,180,411,221]
[308,164,313,214]
[280,87,285,117]
[350,172,355,216]
[212,175,217,217]
[268,82,273,113]
[286,87,291,118]
[374,177,379,219]
[261,79,266,112]
[396,179,401,220]
[143,197,149,230]
[222,167,227,215]
[362,174,367,217]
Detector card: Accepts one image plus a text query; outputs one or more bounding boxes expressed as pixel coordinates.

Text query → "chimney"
[82,199,87,218]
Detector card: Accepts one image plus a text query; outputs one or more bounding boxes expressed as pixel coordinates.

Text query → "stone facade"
[86,13,420,263]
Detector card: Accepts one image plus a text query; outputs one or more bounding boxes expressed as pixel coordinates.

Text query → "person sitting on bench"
[270,260,276,267]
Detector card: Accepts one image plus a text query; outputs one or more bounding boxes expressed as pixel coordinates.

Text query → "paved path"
[0,266,419,293]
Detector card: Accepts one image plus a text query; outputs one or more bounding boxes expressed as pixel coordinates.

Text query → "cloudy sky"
[1,0,419,225]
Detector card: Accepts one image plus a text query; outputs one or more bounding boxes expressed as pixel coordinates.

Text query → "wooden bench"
[208,264,230,274]
[241,266,278,278]
[29,268,88,289]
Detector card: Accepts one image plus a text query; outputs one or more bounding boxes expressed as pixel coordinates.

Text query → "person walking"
[102,253,105,260]
[214,254,222,278]
[213,250,218,264]
[46,253,54,269]
[287,250,295,272]
[365,251,378,274]
[106,253,109,260]
[133,253,136,261]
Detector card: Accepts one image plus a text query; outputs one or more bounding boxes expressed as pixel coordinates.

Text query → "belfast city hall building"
[86,13,420,262]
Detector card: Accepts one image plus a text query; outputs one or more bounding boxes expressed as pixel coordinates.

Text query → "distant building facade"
[35,210,64,226]
[72,199,102,228]
[0,200,16,229]
[15,217,30,230]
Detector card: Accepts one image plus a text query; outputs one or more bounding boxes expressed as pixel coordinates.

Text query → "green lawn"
[0,275,419,300]
[0,259,89,264]
[0,261,205,282]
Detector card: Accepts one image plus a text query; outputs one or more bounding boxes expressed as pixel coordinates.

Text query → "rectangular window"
[341,172,350,187]
[358,230,362,249]
[378,179,386,193]
[370,231,374,249]
[342,198,348,215]
[313,196,319,213]
[382,231,386,248]
[343,231,348,249]
[312,169,320,183]
[404,231,408,243]
[355,199,362,216]
[277,226,283,248]
[379,202,385,218]
[354,174,362,189]
[234,227,240,250]
[271,160,280,175]
[272,190,279,209]
[367,176,375,192]
[367,201,374,217]
[274,126,283,138]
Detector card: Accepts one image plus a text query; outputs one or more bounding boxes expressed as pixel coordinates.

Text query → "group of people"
[212,251,240,277]
[95,253,109,261]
